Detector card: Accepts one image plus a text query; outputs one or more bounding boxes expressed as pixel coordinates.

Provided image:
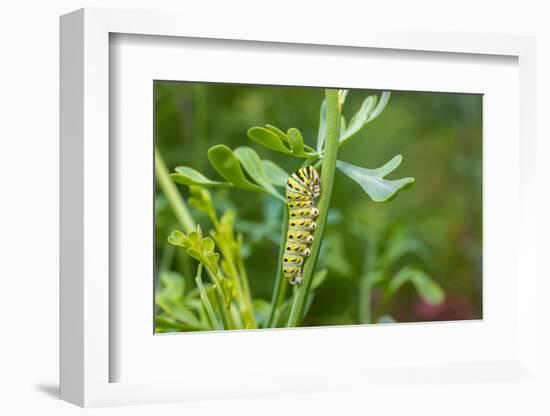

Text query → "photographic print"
[154,83,482,332]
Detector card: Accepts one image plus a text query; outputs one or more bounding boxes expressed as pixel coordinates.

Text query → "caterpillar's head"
[303,248,311,257]
[306,235,314,244]
[310,208,319,217]
[309,221,317,230]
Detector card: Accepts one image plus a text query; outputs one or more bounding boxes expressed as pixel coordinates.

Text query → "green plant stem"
[195,264,222,330]
[236,253,255,322]
[219,248,256,329]
[204,267,233,329]
[286,89,341,327]
[267,209,289,328]
[209,210,256,328]
[158,242,175,273]
[155,148,196,233]
[237,257,252,304]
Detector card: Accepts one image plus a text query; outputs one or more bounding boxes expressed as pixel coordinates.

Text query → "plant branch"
[195,264,222,330]
[217,245,256,329]
[235,244,255,326]
[286,89,340,327]
[267,208,289,328]
[155,147,196,233]
[204,266,233,329]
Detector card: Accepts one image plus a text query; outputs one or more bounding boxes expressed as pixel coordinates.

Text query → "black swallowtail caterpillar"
[283,166,321,285]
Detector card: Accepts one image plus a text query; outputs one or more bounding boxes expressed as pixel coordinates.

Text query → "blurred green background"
[155,81,482,329]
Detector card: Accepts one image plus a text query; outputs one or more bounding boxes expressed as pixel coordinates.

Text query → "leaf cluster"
[170,90,413,205]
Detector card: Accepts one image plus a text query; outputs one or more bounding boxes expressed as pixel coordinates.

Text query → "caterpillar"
[283,166,321,285]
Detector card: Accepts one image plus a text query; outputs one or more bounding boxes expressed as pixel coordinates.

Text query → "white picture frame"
[60,7,538,407]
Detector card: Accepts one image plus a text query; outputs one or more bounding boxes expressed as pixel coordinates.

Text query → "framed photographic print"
[60,8,538,408]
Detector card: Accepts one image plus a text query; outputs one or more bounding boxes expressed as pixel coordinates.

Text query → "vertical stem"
[155,147,196,233]
[210,210,256,328]
[237,255,253,306]
[286,89,340,327]
[218,247,256,329]
[195,264,222,330]
[236,252,256,327]
[204,267,232,330]
[267,209,289,328]
[158,243,175,273]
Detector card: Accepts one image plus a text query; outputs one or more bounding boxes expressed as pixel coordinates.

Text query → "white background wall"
[0,1,548,415]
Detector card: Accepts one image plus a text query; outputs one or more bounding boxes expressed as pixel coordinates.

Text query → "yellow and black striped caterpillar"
[283,166,321,285]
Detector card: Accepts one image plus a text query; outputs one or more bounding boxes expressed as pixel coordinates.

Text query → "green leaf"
[170,166,231,188]
[316,99,327,152]
[201,237,216,252]
[185,247,203,263]
[233,147,285,202]
[367,91,391,123]
[265,124,289,143]
[287,128,305,156]
[169,227,224,274]
[248,126,316,158]
[338,89,349,108]
[207,145,265,193]
[389,267,445,306]
[155,271,202,327]
[247,127,292,154]
[336,156,414,202]
[340,95,376,143]
[173,146,289,200]
[338,91,391,145]
[167,230,189,247]
[187,229,201,244]
[206,252,220,273]
[287,128,316,158]
[262,160,288,187]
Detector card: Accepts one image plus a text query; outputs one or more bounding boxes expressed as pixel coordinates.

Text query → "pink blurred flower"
[413,294,477,321]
